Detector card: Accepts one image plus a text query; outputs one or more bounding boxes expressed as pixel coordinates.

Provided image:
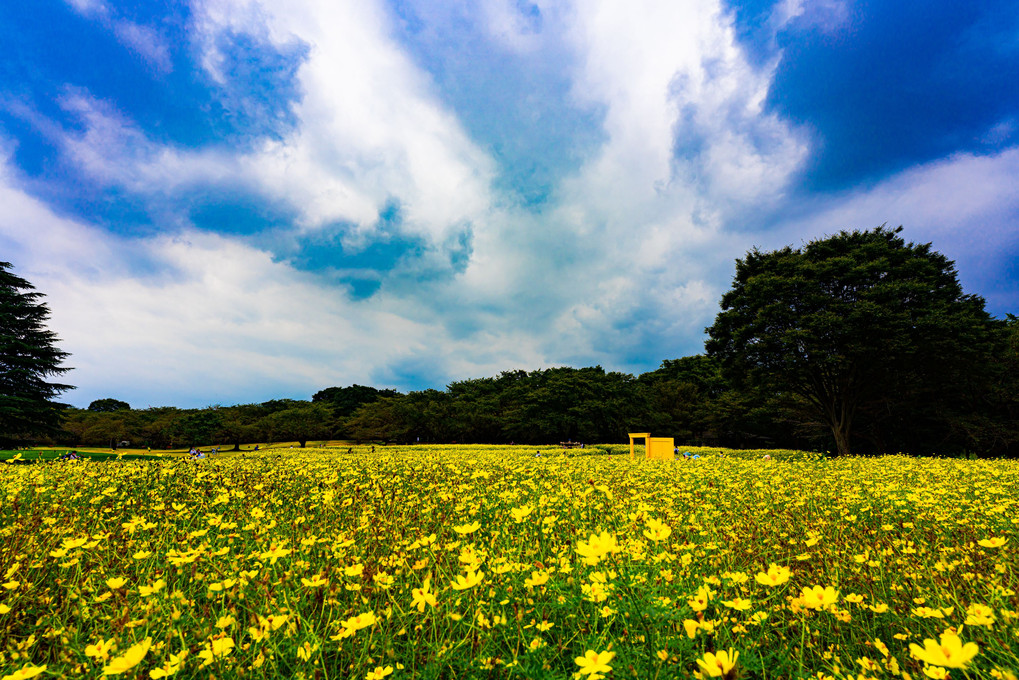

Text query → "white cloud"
[765,147,1019,311]
[0,150,551,406]
[13,0,1013,410]
[191,0,497,244]
[112,19,174,73]
[61,0,173,72]
[459,0,809,362]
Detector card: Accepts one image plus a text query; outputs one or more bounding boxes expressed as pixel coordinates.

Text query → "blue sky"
[1,0,1017,408]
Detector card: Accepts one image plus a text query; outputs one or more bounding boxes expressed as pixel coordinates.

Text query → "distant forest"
[54,341,1019,457]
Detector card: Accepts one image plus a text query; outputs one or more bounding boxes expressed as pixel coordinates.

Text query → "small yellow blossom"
[697,649,739,678]
[575,649,615,678]
[412,578,438,612]
[138,580,165,597]
[450,568,484,591]
[755,564,791,586]
[1,664,47,680]
[197,637,235,667]
[800,585,839,610]
[978,537,1008,548]
[103,638,152,675]
[642,518,672,542]
[722,597,752,612]
[85,638,116,662]
[909,630,979,669]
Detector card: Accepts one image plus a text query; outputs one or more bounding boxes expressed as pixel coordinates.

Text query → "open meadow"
[1,445,1017,679]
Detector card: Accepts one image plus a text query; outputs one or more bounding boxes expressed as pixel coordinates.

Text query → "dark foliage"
[0,262,73,446]
[706,226,1008,456]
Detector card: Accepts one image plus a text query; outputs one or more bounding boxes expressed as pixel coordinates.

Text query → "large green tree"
[313,384,401,418]
[705,226,998,456]
[0,262,73,446]
[259,402,335,447]
[88,398,130,412]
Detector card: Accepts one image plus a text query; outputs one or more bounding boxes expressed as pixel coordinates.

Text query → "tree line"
[53,331,1018,455]
[4,227,1018,456]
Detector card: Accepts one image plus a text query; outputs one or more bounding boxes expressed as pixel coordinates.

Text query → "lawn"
[0,445,1016,679]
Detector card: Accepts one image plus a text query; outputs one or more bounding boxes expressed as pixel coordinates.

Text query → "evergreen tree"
[0,262,73,446]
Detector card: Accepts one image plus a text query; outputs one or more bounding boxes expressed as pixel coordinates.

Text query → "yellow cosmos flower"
[366,666,393,679]
[1,663,47,680]
[257,614,289,631]
[913,606,940,618]
[106,577,127,590]
[687,584,714,612]
[799,585,839,610]
[197,637,235,667]
[697,649,739,678]
[453,521,481,535]
[524,570,550,588]
[722,597,752,611]
[510,506,533,522]
[296,641,319,661]
[575,649,615,678]
[450,568,484,591]
[132,551,152,560]
[0,604,10,615]
[149,650,188,678]
[576,531,620,565]
[411,578,437,612]
[965,603,996,627]
[85,637,116,661]
[909,630,979,669]
[103,638,151,675]
[344,564,364,577]
[259,545,292,564]
[978,537,1008,548]
[642,518,672,542]
[755,564,791,586]
[342,611,377,631]
[138,579,165,597]
[302,574,328,587]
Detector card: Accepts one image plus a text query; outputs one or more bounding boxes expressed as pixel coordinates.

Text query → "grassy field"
[0,445,1016,679]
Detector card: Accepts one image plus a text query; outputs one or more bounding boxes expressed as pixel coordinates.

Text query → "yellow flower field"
[1,446,1017,679]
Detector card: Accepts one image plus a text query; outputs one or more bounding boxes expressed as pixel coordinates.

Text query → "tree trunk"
[831,421,851,456]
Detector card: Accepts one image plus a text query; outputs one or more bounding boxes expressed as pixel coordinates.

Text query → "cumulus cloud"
[191,0,496,245]
[0,148,549,407]
[7,0,815,399]
[6,0,1015,408]
[478,0,808,363]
